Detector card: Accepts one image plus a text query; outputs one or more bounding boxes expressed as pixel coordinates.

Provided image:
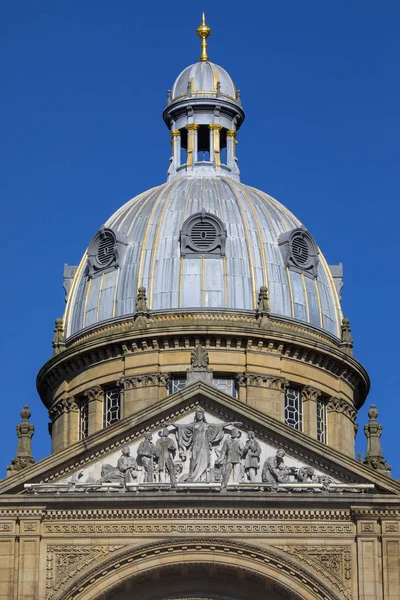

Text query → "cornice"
[36,312,369,409]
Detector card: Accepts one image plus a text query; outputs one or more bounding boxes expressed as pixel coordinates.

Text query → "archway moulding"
[58,538,346,600]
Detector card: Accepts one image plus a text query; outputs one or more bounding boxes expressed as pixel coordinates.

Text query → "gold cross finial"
[196,12,211,62]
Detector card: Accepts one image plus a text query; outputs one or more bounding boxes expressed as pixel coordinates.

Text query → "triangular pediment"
[1,381,399,496]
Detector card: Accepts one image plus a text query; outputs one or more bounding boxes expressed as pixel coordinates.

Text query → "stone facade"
[1,14,399,600]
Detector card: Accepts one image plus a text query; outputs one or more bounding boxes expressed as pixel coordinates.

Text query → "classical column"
[236,374,288,421]
[326,397,357,457]
[302,386,321,439]
[209,124,222,166]
[67,397,79,445]
[185,124,199,166]
[226,129,236,169]
[84,386,104,435]
[171,129,181,169]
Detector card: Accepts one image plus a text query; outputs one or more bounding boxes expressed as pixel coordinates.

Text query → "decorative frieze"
[120,373,170,389]
[236,373,288,390]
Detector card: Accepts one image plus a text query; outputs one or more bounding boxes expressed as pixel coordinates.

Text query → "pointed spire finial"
[7,405,35,477]
[196,13,211,62]
[363,404,391,476]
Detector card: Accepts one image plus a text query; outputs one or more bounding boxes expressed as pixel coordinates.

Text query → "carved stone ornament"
[46,544,124,599]
[302,386,322,403]
[43,407,363,495]
[255,285,271,328]
[235,373,288,391]
[186,344,213,385]
[363,404,391,476]
[7,405,35,476]
[133,286,151,330]
[340,317,354,356]
[121,373,170,389]
[84,386,103,402]
[326,397,357,422]
[52,318,65,356]
[48,396,78,421]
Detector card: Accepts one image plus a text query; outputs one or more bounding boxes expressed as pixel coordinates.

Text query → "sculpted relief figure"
[243,431,262,482]
[137,432,158,483]
[262,449,294,487]
[173,407,242,482]
[98,445,137,490]
[219,427,243,488]
[155,426,177,486]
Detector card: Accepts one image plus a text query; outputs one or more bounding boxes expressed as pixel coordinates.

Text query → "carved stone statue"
[155,426,177,486]
[98,446,137,489]
[242,431,261,482]
[262,449,294,486]
[219,427,243,488]
[137,432,158,483]
[173,407,242,482]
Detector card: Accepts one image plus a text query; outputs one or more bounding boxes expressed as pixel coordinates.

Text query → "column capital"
[84,386,104,402]
[170,129,181,137]
[185,123,199,130]
[302,386,321,403]
[209,123,223,130]
[226,129,237,137]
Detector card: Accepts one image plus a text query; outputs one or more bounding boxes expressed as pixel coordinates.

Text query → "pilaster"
[236,374,288,421]
[120,373,170,415]
[302,386,321,439]
[84,386,104,435]
[327,397,357,457]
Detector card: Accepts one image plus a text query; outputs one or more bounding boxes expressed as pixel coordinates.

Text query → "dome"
[171,61,238,102]
[64,176,341,339]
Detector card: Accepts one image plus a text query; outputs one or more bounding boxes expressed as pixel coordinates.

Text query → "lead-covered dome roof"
[171,61,238,102]
[64,177,341,339]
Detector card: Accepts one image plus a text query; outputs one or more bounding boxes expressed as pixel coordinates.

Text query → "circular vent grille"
[190,221,217,250]
[97,232,115,266]
[291,235,310,265]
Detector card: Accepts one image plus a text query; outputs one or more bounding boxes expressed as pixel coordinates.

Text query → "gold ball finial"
[196,12,211,62]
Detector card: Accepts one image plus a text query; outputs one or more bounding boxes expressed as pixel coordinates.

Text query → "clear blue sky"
[1,1,399,478]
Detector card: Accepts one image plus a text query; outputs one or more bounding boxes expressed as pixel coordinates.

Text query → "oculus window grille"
[317,398,327,444]
[285,387,303,431]
[87,227,127,278]
[79,397,89,440]
[103,387,121,428]
[168,376,187,395]
[214,377,237,398]
[278,227,319,278]
[180,209,227,258]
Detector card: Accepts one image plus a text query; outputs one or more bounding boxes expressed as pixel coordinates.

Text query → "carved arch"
[56,538,346,600]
